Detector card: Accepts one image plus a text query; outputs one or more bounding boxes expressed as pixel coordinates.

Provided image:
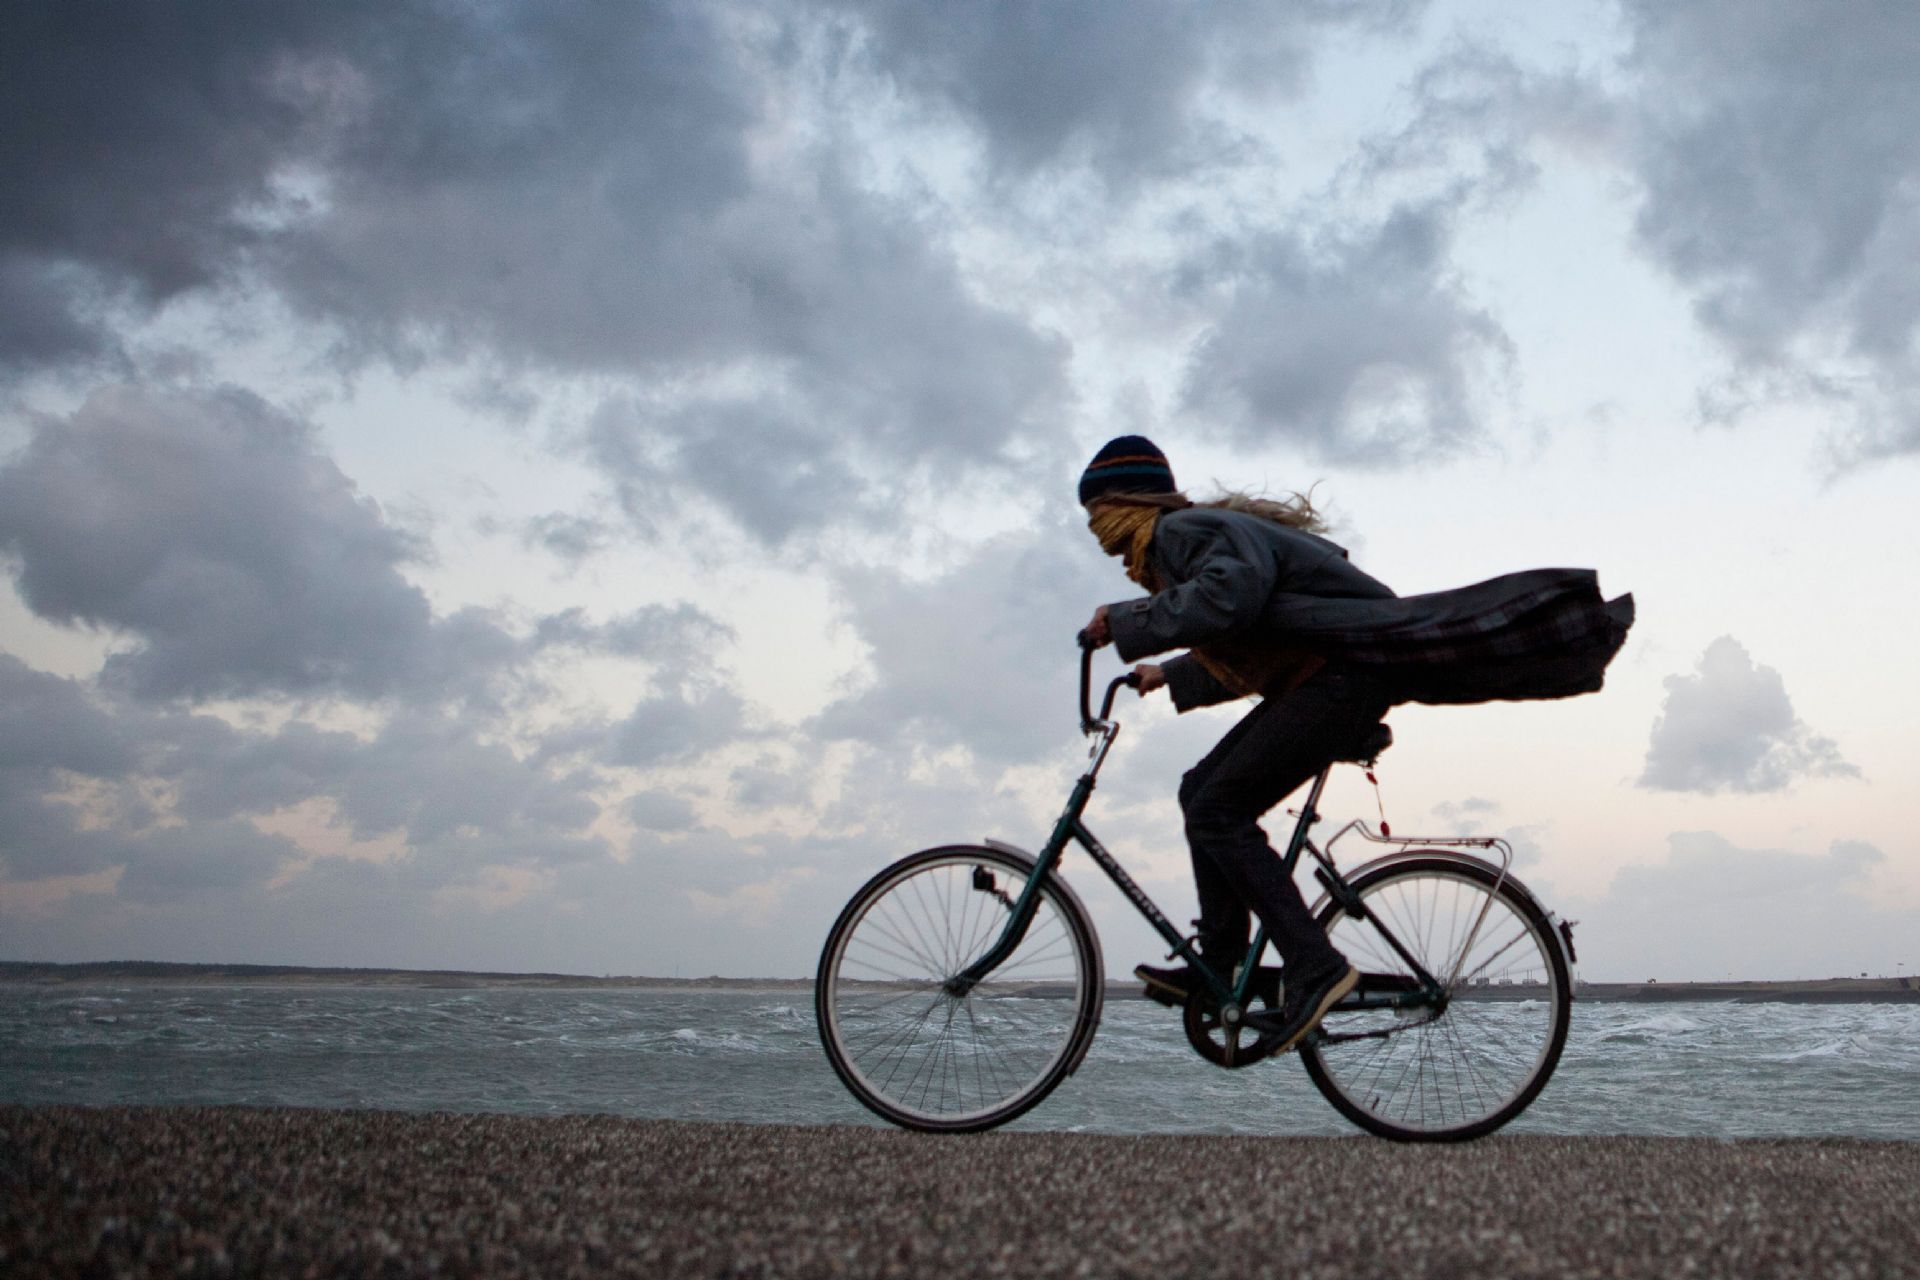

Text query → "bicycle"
[815,639,1577,1141]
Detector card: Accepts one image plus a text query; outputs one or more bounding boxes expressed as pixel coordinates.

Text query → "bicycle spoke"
[822,850,1092,1129]
[845,929,945,980]
[1306,862,1569,1140]
[886,884,953,976]
[865,991,950,1090]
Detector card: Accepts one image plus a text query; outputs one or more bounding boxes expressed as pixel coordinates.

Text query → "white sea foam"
[1589,1011,1704,1040]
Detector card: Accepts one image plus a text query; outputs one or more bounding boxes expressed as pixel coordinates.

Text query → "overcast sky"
[4,1,1917,982]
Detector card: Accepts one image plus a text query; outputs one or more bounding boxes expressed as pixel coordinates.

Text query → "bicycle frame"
[951,645,1449,1030]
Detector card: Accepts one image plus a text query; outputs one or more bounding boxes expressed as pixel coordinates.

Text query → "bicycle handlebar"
[1077,632,1140,733]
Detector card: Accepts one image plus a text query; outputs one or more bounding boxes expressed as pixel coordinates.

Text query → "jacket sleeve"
[1106,516,1277,662]
[1161,654,1241,712]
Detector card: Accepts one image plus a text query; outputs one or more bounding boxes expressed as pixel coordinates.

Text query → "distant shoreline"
[6,959,1920,1002]
[0,960,812,991]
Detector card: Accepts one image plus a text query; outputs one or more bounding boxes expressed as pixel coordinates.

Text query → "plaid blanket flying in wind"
[1262,569,1636,705]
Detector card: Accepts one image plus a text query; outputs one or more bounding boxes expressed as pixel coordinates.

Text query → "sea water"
[4,986,1917,1138]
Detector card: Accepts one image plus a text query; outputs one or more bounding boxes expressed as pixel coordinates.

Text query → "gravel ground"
[5,1106,1918,1278]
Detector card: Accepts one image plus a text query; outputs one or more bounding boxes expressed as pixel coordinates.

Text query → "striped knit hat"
[1077,435,1176,506]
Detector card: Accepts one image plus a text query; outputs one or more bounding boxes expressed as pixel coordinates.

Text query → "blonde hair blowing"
[1096,485,1328,534]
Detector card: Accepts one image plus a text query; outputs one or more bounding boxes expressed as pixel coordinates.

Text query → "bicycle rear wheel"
[1300,855,1571,1142]
[816,845,1102,1132]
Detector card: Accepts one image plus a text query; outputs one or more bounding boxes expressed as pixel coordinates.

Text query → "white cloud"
[0,385,457,702]
[1639,636,1858,795]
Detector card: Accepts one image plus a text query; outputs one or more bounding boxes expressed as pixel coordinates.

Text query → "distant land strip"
[4,960,1919,1002]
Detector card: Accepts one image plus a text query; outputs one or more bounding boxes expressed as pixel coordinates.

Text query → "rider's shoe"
[1134,962,1196,1007]
[1248,961,1358,1055]
[1134,962,1283,1008]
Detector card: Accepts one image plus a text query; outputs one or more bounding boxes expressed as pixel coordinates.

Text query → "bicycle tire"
[1300,854,1571,1142]
[816,845,1102,1132]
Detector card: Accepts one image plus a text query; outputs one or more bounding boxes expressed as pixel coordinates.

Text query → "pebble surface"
[5,1105,1919,1278]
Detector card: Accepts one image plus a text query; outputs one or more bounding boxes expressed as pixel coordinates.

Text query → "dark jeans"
[1179,663,1394,980]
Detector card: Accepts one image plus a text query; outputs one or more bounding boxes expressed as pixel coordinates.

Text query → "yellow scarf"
[1088,503,1162,590]
[1088,502,1323,699]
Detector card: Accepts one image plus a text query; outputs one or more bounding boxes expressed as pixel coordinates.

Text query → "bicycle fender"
[984,838,1106,1074]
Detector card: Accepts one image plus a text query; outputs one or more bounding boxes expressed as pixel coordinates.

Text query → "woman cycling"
[1077,435,1632,1054]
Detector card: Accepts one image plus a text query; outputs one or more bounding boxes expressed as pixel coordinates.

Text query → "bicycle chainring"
[1182,979,1281,1069]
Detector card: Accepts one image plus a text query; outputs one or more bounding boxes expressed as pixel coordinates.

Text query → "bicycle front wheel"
[1300,855,1571,1142]
[816,845,1101,1132]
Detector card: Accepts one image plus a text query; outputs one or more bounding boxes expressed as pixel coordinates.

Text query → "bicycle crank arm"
[1350,971,1445,1010]
[1314,1019,1441,1047]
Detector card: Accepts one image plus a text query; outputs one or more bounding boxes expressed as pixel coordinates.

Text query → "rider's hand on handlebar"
[1081,604,1112,649]
[1133,663,1166,695]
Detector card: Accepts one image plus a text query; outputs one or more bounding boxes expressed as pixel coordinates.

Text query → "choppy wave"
[4,986,1918,1137]
[1589,1011,1706,1041]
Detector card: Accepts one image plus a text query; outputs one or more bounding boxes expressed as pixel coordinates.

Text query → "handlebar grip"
[1078,634,1095,731]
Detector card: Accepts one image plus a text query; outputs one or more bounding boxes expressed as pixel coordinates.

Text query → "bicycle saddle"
[1335,722,1392,764]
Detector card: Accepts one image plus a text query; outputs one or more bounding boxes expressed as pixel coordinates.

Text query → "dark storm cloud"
[0,656,139,880]
[0,656,297,895]
[259,1,756,373]
[0,3,375,368]
[1620,1,1920,457]
[0,0,747,370]
[114,821,302,901]
[0,650,612,897]
[181,710,603,852]
[0,654,135,778]
[1179,203,1508,465]
[0,384,493,702]
[834,0,1425,181]
[0,374,755,897]
[279,119,1064,459]
[1639,637,1858,795]
[1,2,1068,540]
[567,198,1066,548]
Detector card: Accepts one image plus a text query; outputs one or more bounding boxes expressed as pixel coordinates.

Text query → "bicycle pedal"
[1134,967,1187,1008]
